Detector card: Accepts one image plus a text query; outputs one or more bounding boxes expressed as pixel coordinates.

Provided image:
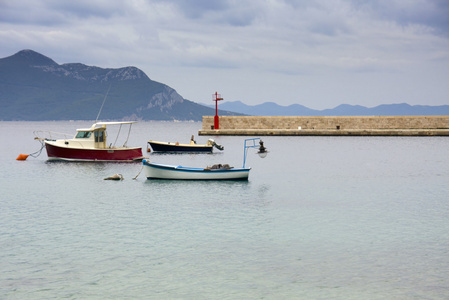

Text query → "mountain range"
[1,50,447,121]
[0,49,238,121]
[201,101,449,116]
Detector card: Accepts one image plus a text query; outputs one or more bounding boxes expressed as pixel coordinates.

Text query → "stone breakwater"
[198,116,449,136]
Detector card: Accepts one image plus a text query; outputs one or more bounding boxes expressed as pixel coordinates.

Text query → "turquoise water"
[1,121,449,299]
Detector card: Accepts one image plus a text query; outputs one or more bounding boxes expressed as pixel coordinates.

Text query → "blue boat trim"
[146,177,249,181]
[143,160,250,174]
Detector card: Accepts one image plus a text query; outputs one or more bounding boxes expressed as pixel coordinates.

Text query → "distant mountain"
[0,50,238,121]
[2,50,447,121]
[208,101,449,116]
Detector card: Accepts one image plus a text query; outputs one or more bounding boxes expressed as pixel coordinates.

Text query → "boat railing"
[34,130,73,141]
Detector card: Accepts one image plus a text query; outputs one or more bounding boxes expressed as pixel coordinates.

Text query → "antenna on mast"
[96,84,111,123]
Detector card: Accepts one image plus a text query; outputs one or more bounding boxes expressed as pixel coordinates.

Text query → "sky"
[1,0,448,109]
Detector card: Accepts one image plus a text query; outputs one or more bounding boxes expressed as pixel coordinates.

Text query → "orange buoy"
[16,154,29,161]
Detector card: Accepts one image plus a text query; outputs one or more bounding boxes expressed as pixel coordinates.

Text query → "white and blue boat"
[143,161,250,180]
[143,138,267,180]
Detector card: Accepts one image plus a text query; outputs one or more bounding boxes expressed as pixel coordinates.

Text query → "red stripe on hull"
[45,143,143,162]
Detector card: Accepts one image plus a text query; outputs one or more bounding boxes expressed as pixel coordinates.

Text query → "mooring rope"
[132,165,144,180]
[29,139,46,158]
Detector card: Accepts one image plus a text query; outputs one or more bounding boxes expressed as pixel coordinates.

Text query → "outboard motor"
[207,139,224,151]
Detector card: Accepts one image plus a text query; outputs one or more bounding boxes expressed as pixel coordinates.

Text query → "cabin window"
[75,131,92,138]
[95,131,104,143]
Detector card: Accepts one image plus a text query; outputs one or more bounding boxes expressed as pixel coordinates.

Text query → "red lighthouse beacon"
[213,91,223,130]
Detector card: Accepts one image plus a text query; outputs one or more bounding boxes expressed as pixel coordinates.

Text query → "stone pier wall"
[202,116,449,130]
[199,115,449,136]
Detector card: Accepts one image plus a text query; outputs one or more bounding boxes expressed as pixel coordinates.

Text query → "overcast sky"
[1,0,448,109]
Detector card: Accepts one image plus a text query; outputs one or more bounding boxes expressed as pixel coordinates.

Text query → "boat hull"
[148,141,213,152]
[143,160,250,180]
[45,141,144,162]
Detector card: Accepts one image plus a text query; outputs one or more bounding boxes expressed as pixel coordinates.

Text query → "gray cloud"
[0,0,448,109]
[157,0,229,19]
[0,1,122,27]
[352,0,449,36]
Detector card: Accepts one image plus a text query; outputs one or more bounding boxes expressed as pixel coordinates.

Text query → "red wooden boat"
[35,122,144,162]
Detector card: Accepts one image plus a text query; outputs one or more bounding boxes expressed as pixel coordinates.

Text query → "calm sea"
[1,121,449,299]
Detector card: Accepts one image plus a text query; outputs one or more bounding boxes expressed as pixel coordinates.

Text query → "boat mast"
[96,84,111,123]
